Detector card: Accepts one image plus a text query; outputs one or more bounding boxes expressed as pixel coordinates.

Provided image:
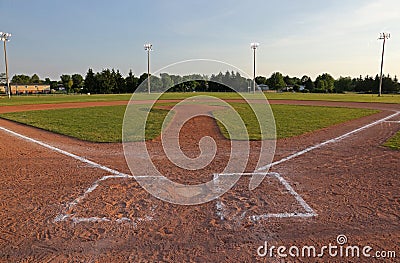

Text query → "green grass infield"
[383,131,400,150]
[0,104,379,142]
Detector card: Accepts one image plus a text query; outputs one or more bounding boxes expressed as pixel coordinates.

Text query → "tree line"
[5,69,400,94]
[256,72,400,94]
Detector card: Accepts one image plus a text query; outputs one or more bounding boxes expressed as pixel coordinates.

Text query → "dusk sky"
[1,0,399,80]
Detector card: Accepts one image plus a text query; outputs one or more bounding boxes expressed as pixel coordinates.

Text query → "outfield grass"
[383,131,400,150]
[0,92,399,106]
[0,104,379,142]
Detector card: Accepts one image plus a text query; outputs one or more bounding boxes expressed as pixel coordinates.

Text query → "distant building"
[1,84,51,95]
[258,84,269,91]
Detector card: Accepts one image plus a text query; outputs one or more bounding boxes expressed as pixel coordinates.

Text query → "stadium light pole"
[144,43,152,94]
[0,32,12,99]
[378,32,390,97]
[250,42,259,93]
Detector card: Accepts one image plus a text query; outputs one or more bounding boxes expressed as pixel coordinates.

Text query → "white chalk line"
[1,111,398,223]
[256,111,400,172]
[214,172,316,221]
[216,111,400,222]
[0,126,130,177]
[54,173,163,224]
[384,120,400,123]
[0,126,158,225]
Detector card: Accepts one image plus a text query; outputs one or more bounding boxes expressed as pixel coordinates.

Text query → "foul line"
[256,111,400,172]
[1,111,398,223]
[215,111,399,221]
[0,126,146,224]
[0,126,130,177]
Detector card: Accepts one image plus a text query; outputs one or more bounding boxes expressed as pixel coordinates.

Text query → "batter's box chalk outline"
[214,172,317,222]
[54,174,158,226]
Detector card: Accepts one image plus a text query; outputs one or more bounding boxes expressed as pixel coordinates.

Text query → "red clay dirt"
[0,100,399,262]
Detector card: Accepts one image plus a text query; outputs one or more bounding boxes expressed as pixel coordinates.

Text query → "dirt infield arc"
[0,100,399,262]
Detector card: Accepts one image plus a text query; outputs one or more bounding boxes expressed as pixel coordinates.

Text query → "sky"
[1,0,399,80]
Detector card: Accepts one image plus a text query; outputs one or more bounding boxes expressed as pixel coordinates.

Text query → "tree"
[300,75,314,92]
[125,70,138,93]
[42,77,54,93]
[30,74,40,84]
[71,74,84,93]
[283,75,295,86]
[334,76,353,93]
[96,69,115,94]
[381,74,398,94]
[160,73,174,92]
[393,75,400,94]
[169,74,183,92]
[84,68,97,93]
[149,75,163,92]
[112,69,126,93]
[60,75,73,93]
[233,72,248,92]
[138,73,149,88]
[181,74,210,92]
[267,72,286,90]
[11,74,30,84]
[315,73,334,93]
[44,78,51,85]
[255,76,267,85]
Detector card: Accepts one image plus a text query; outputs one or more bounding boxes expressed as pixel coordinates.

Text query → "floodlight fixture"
[1,32,12,98]
[144,43,153,51]
[144,43,153,93]
[250,42,259,49]
[250,42,259,93]
[378,32,390,97]
[379,32,390,40]
[0,32,12,42]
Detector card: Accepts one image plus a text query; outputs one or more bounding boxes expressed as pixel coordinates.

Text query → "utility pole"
[0,32,12,98]
[378,32,390,97]
[144,43,153,94]
[250,42,259,93]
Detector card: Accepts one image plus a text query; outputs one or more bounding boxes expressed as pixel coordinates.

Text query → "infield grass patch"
[214,104,378,139]
[0,105,168,142]
[383,131,400,150]
[0,104,379,142]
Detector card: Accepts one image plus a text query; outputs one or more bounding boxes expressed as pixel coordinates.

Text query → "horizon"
[1,0,399,80]
[7,67,399,83]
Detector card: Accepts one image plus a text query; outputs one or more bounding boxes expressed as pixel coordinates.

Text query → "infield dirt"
[0,100,399,262]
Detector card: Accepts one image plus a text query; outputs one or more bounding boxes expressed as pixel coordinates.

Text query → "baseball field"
[0,92,399,262]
